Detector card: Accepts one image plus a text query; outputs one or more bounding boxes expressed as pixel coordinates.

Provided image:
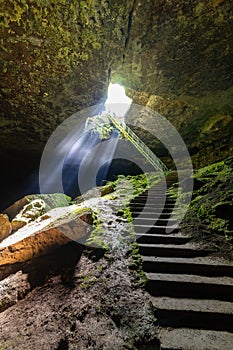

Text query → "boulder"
[11,199,46,231]
[0,214,12,241]
[4,193,72,221]
[0,205,92,266]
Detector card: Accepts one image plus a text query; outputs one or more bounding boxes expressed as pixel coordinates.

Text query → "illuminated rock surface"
[0,1,233,348]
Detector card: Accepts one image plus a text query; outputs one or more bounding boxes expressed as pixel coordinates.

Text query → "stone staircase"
[130,179,233,350]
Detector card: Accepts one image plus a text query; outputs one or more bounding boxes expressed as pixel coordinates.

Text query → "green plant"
[128,242,147,288]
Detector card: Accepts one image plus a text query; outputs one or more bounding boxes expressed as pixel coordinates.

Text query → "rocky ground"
[0,164,232,349]
[0,174,161,350]
[0,245,159,350]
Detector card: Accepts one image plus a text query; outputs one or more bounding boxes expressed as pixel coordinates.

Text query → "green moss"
[27,193,72,211]
[122,206,133,223]
[80,273,99,289]
[168,185,178,199]
[208,217,228,233]
[202,114,232,133]
[111,172,163,199]
[97,265,103,272]
[180,158,233,252]
[128,242,147,288]
[194,160,230,179]
[83,172,164,251]
[1,0,133,155]
[85,115,115,140]
[85,209,110,250]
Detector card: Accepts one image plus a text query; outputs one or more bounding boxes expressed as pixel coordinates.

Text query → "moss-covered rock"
[113,0,233,95]
[174,157,233,259]
[4,193,72,220]
[123,86,233,167]
[111,0,233,167]
[0,0,135,156]
[1,0,233,186]
[11,198,46,230]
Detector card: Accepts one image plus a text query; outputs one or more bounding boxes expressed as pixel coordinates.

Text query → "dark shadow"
[56,338,69,350]
[0,242,83,288]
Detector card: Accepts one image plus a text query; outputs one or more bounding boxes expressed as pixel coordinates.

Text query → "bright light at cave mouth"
[104,83,132,119]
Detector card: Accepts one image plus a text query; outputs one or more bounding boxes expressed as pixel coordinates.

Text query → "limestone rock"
[3,197,28,221]
[11,199,46,231]
[4,193,72,221]
[0,205,92,266]
[0,214,12,241]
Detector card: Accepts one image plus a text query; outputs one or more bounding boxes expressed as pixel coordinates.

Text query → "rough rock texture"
[0,250,159,350]
[11,198,46,230]
[1,0,233,171]
[0,173,159,266]
[0,0,135,156]
[113,0,233,166]
[0,175,161,349]
[0,270,30,313]
[0,213,12,241]
[114,0,233,95]
[125,88,233,167]
[172,157,233,260]
[4,193,72,220]
[0,207,91,266]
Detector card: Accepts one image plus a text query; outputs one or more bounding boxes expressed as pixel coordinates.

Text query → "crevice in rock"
[124,0,137,51]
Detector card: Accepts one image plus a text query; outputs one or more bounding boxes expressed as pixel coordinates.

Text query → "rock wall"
[1,0,135,156]
[0,0,233,202]
[112,0,233,167]
[114,0,233,95]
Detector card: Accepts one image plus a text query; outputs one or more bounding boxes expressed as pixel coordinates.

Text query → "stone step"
[159,327,233,350]
[134,224,179,234]
[131,201,177,205]
[152,296,233,314]
[131,204,174,210]
[142,256,233,277]
[134,217,178,226]
[140,194,170,199]
[130,203,177,209]
[131,198,176,204]
[151,296,233,332]
[146,273,233,301]
[131,208,177,215]
[135,195,169,199]
[136,234,191,245]
[144,192,169,194]
[138,190,170,197]
[132,212,173,218]
[138,243,210,258]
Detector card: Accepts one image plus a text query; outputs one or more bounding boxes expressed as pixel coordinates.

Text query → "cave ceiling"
[1,0,233,167]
